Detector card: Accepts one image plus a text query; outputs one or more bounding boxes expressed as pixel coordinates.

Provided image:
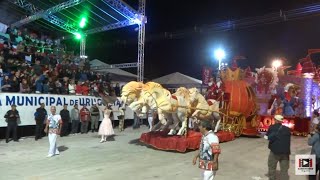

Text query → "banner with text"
[0,93,134,127]
[202,66,212,85]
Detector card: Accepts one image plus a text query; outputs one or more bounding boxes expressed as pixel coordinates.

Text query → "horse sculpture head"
[188,88,199,103]
[120,81,144,105]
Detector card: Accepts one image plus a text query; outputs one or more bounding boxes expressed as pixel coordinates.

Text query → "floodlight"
[272,59,282,69]
[214,49,226,60]
[79,17,87,28]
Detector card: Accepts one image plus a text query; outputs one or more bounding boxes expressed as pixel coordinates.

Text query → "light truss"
[137,0,146,82]
[62,19,136,40]
[11,0,85,27]
[102,0,138,20]
[9,0,78,33]
[91,63,138,70]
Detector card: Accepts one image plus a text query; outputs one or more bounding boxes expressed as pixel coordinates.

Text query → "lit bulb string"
[170,3,320,38]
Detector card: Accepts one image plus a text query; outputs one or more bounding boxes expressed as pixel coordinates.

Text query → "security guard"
[4,104,20,143]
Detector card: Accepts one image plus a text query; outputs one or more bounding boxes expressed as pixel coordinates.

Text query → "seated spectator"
[19,78,30,93]
[68,79,76,95]
[0,64,3,77]
[82,81,90,96]
[10,76,20,92]
[75,81,82,95]
[1,75,11,92]
[54,79,62,94]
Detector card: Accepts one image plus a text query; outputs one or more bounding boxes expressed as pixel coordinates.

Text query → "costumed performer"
[44,106,62,157]
[98,105,115,143]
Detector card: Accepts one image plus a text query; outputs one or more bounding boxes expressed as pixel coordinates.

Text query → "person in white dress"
[98,105,114,143]
[44,106,62,157]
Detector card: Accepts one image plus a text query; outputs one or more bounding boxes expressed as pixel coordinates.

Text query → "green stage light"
[79,17,87,28]
[74,32,82,39]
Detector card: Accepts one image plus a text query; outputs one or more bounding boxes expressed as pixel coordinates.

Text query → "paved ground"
[0,126,311,180]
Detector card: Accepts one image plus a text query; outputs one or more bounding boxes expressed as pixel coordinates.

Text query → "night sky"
[66,0,320,80]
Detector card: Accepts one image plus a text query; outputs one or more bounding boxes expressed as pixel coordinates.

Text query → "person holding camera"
[308,124,320,180]
[4,104,20,143]
[266,115,291,180]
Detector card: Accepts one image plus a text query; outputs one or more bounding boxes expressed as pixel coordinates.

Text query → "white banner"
[0,93,134,127]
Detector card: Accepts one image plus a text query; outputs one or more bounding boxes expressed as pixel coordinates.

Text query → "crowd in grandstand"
[0,26,122,96]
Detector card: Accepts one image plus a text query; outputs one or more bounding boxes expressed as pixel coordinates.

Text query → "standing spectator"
[310,110,320,135]
[60,104,70,137]
[308,124,320,180]
[34,103,47,141]
[147,109,154,131]
[114,83,121,97]
[192,120,220,180]
[71,104,80,134]
[44,106,62,157]
[265,115,291,180]
[4,104,20,143]
[80,105,90,134]
[90,104,100,132]
[33,59,42,76]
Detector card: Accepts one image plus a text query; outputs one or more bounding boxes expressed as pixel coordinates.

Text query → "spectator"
[19,78,30,93]
[308,124,320,180]
[1,75,11,92]
[90,104,100,132]
[60,105,70,137]
[80,105,90,134]
[0,64,3,77]
[266,115,291,180]
[310,110,320,135]
[10,76,20,92]
[42,78,49,94]
[114,83,121,97]
[68,79,76,95]
[71,104,80,134]
[82,81,90,96]
[33,59,42,76]
[34,103,47,141]
[44,106,62,158]
[4,104,20,143]
[75,81,82,95]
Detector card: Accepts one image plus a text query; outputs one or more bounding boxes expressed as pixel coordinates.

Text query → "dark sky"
[66,0,320,80]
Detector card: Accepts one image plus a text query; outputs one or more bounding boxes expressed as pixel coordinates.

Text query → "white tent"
[152,72,202,88]
[90,59,137,81]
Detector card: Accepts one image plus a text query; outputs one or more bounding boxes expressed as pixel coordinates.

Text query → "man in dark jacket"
[4,104,20,143]
[34,103,47,140]
[60,104,70,137]
[266,115,291,180]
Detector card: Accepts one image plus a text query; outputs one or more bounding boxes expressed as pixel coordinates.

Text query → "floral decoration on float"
[255,66,279,94]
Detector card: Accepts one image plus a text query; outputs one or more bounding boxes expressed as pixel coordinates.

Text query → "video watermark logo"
[295,155,316,175]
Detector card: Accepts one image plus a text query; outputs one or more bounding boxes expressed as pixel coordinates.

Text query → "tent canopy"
[90,59,137,81]
[152,72,202,88]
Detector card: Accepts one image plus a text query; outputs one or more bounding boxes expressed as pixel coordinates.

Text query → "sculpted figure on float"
[188,88,221,132]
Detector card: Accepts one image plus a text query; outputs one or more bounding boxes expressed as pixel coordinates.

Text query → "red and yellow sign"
[258,115,310,136]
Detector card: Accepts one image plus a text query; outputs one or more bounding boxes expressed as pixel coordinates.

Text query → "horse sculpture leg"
[212,112,221,133]
[168,113,180,135]
[177,116,188,135]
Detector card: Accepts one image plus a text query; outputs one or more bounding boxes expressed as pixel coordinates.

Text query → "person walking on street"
[44,106,62,157]
[266,115,291,180]
[71,104,80,134]
[34,103,47,140]
[60,104,70,137]
[308,124,320,180]
[4,104,20,143]
[80,105,90,134]
[90,104,100,132]
[192,120,221,180]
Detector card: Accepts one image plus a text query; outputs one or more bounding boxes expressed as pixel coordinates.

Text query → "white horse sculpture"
[188,88,221,132]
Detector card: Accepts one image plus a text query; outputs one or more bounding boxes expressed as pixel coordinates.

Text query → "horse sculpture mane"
[121,81,144,96]
[174,87,190,100]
